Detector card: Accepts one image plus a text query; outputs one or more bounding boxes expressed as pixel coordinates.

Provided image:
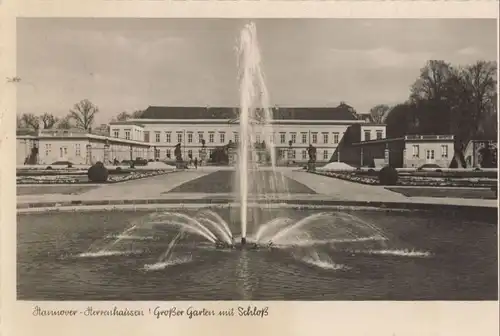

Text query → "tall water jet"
[237,21,281,239]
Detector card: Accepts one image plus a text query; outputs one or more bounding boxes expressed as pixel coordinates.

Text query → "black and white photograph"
[16,18,498,301]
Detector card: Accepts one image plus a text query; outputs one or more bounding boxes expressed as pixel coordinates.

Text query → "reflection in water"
[236,250,253,300]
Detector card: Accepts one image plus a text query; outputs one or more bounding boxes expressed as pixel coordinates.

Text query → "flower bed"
[16,169,175,185]
[313,171,497,188]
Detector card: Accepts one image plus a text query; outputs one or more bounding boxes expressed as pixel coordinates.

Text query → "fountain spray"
[237,22,279,245]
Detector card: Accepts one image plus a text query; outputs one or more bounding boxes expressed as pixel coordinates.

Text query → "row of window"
[111,129,142,141]
[150,148,332,160]
[364,130,384,141]
[115,131,356,145]
[411,145,449,159]
[111,129,385,144]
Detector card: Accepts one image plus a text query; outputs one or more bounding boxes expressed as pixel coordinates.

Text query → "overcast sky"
[17,18,497,124]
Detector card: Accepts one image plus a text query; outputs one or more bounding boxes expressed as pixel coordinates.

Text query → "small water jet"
[143,231,192,271]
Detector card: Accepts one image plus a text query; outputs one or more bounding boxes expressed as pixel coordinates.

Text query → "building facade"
[109,105,386,165]
[16,128,152,165]
[463,140,498,168]
[333,128,456,168]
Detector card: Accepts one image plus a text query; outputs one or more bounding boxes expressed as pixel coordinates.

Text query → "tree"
[57,116,73,129]
[369,104,390,123]
[40,113,59,129]
[113,109,144,122]
[385,103,419,138]
[116,111,130,121]
[410,60,454,102]
[456,61,497,142]
[69,99,99,131]
[20,113,40,131]
[131,110,144,118]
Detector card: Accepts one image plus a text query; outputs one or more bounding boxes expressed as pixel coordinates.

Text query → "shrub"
[435,169,442,173]
[115,167,122,172]
[67,163,73,168]
[378,166,399,185]
[46,166,52,170]
[87,161,109,183]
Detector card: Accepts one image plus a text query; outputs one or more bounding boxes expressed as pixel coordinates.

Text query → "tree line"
[367,59,497,163]
[17,99,144,132]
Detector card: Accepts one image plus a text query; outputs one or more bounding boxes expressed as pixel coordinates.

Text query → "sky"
[17,18,497,125]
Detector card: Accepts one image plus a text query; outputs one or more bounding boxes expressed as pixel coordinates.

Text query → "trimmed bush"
[435,169,442,173]
[378,166,399,185]
[87,161,109,183]
[46,166,52,170]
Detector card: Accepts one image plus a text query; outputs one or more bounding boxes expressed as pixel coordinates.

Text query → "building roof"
[16,128,38,136]
[351,134,455,146]
[108,121,145,127]
[139,105,359,121]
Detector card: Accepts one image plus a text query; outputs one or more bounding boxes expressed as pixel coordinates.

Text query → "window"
[291,133,297,144]
[290,150,296,159]
[412,145,420,158]
[427,149,435,160]
[376,130,383,140]
[312,133,318,144]
[279,132,286,144]
[112,129,119,138]
[322,132,328,144]
[45,144,51,156]
[198,132,204,143]
[234,132,239,143]
[165,132,171,143]
[166,149,171,158]
[155,132,160,143]
[154,148,160,159]
[209,132,215,143]
[364,131,371,141]
[301,132,307,144]
[219,132,225,143]
[125,130,131,140]
[75,144,81,156]
[187,132,193,143]
[441,145,448,158]
[187,149,193,158]
[198,149,203,158]
[279,149,286,158]
[255,134,261,143]
[333,132,339,144]
[144,131,150,142]
[302,150,307,159]
[323,150,329,160]
[269,134,274,143]
[177,132,183,143]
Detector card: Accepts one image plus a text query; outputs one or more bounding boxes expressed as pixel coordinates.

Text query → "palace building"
[108,104,387,164]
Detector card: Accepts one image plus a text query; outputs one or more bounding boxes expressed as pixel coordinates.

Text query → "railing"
[404,135,454,141]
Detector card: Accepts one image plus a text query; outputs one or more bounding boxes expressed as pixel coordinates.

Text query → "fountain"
[236,22,287,242]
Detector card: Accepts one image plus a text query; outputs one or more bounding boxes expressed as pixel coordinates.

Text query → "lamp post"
[103,139,110,164]
[287,140,293,166]
[86,144,92,165]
